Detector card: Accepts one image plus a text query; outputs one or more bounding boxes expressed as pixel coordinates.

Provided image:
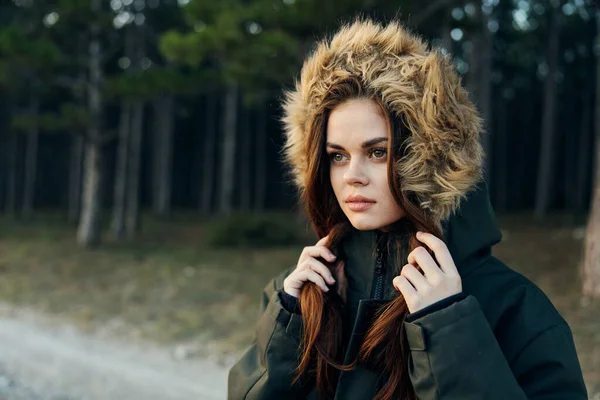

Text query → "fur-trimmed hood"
[281,19,484,222]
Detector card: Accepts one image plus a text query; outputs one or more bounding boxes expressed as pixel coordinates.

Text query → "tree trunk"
[466,9,481,101]
[22,96,40,219]
[517,93,536,209]
[581,9,600,300]
[479,4,493,179]
[5,131,18,216]
[496,96,508,212]
[111,101,131,239]
[68,135,84,223]
[125,100,143,237]
[113,25,136,238]
[534,2,562,219]
[563,91,577,213]
[464,2,489,186]
[0,135,5,212]
[253,99,268,211]
[125,25,146,237]
[583,175,600,299]
[200,90,218,213]
[218,83,238,215]
[575,83,592,213]
[77,140,103,246]
[152,95,174,218]
[441,5,453,56]
[77,0,104,247]
[239,104,251,211]
[68,39,87,224]
[468,1,494,180]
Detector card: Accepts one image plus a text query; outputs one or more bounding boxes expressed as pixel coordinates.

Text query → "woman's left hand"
[392,231,462,314]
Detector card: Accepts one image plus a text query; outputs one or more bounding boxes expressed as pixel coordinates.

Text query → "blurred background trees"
[0,0,599,297]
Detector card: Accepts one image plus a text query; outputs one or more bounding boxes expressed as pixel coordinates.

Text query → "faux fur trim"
[281,19,484,222]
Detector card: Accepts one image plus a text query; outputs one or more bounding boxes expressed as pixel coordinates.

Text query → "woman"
[228,19,587,400]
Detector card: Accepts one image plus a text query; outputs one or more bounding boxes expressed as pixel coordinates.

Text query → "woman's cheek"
[330,169,344,195]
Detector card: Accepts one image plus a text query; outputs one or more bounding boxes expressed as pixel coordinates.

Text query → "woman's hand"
[283,234,345,298]
[393,231,462,314]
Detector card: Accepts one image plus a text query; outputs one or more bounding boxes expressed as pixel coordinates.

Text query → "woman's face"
[326,98,405,231]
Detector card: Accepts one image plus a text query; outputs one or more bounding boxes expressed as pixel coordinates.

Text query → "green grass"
[0,211,598,392]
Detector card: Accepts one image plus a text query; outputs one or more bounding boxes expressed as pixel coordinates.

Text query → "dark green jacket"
[228,185,588,399]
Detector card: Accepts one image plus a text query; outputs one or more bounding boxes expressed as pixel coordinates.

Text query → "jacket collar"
[340,182,501,302]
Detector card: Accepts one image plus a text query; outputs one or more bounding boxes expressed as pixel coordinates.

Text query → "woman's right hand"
[283,234,344,298]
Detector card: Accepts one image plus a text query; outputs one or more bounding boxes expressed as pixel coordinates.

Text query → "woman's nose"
[343,159,369,186]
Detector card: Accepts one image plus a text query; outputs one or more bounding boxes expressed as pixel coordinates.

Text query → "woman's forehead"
[326,98,388,145]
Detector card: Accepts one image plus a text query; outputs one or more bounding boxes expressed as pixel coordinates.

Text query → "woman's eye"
[370,148,387,159]
[329,153,347,163]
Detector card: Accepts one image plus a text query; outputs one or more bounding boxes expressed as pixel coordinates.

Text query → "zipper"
[371,232,385,300]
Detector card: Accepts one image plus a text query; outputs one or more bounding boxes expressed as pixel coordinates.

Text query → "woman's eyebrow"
[326,137,388,150]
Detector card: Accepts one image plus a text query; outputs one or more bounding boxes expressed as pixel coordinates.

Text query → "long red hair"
[292,77,443,400]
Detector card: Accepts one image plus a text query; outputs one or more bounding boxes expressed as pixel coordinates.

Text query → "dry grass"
[0,213,308,354]
[0,212,598,392]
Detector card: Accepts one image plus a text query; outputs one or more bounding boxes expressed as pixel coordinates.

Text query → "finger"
[393,275,417,302]
[304,245,337,263]
[299,269,329,292]
[415,231,458,275]
[306,258,336,285]
[407,246,443,278]
[316,234,331,247]
[400,263,429,291]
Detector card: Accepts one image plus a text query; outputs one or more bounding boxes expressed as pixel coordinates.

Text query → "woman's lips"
[346,201,375,212]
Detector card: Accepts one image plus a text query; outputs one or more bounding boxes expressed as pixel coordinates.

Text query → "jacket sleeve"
[227,273,312,400]
[404,295,588,399]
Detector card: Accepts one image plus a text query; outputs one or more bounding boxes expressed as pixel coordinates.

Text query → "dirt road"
[0,306,230,400]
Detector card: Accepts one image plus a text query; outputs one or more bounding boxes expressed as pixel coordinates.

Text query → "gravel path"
[0,306,230,400]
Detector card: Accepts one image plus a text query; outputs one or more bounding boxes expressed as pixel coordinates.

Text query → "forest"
[0,0,599,397]
[0,0,596,238]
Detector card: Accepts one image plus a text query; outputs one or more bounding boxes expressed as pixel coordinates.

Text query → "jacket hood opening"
[282,19,485,223]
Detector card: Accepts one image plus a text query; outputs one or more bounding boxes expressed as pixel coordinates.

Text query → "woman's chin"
[348,215,385,231]
[346,211,404,231]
